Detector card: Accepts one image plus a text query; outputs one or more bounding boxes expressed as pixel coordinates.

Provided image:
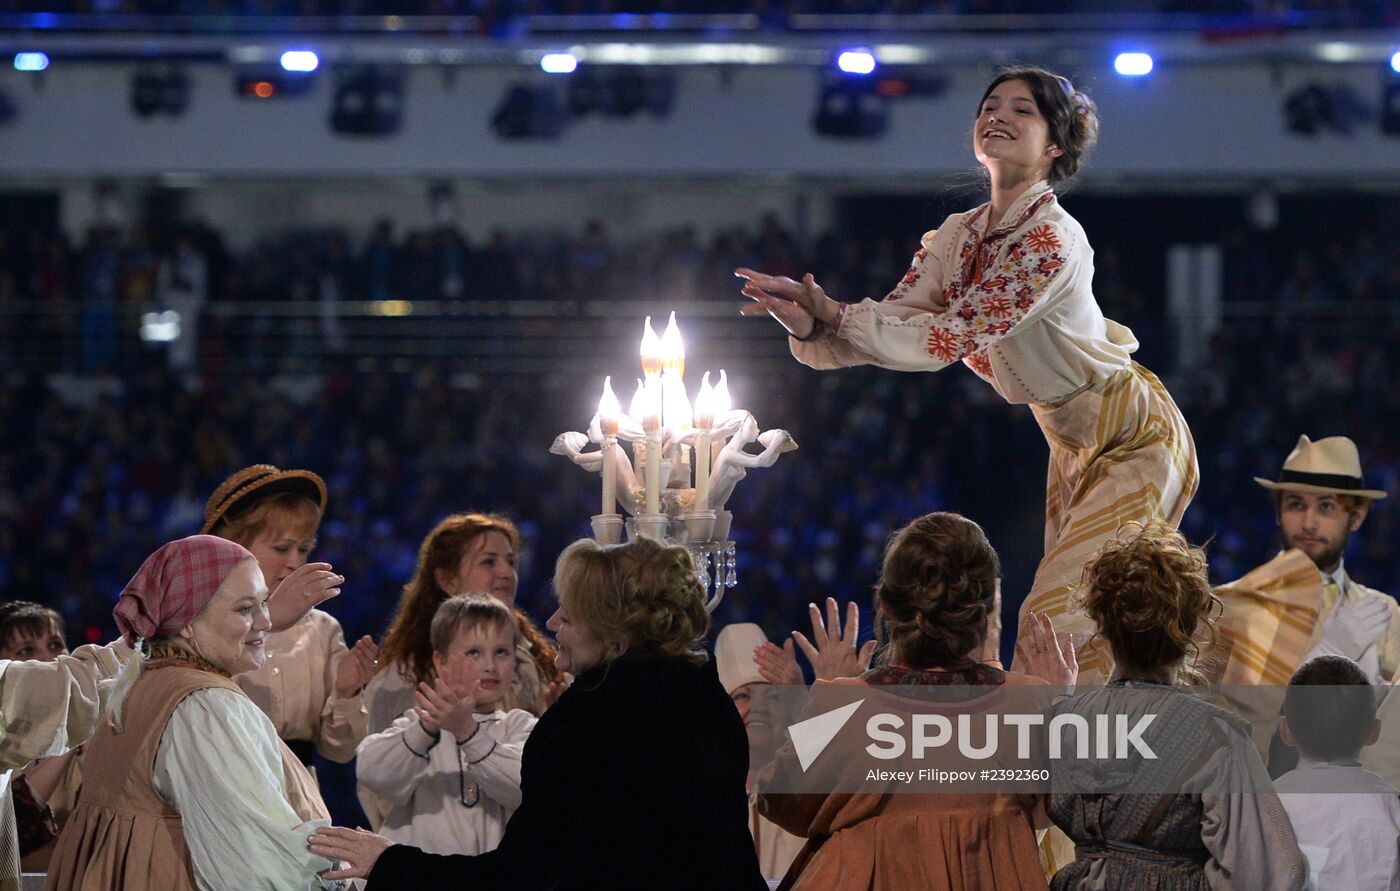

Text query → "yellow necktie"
[1322,580,1343,613]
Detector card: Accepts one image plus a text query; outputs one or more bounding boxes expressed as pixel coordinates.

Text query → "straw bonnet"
[715,623,769,695]
[1254,435,1387,500]
[202,464,329,534]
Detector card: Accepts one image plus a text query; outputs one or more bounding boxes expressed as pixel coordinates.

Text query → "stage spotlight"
[330,67,403,136]
[491,84,566,139]
[280,50,319,73]
[235,68,315,100]
[813,77,888,138]
[600,70,648,117]
[541,53,578,75]
[13,52,48,72]
[1391,51,1400,74]
[131,67,189,119]
[836,50,876,76]
[1114,52,1153,77]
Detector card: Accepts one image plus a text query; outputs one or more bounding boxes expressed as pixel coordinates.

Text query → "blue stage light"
[1114,52,1153,77]
[1391,51,1400,74]
[837,50,876,76]
[541,53,578,75]
[280,50,319,73]
[14,52,49,72]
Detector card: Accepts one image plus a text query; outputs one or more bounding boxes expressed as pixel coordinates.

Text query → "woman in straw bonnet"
[203,464,376,770]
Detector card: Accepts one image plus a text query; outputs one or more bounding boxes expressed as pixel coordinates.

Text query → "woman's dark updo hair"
[875,512,1000,666]
[1079,521,1220,676]
[978,67,1100,186]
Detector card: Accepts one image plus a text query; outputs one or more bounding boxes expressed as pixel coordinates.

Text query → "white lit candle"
[642,378,663,515]
[598,377,620,516]
[693,371,715,510]
[628,377,647,481]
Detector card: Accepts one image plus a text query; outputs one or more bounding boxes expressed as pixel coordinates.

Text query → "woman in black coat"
[311,536,768,891]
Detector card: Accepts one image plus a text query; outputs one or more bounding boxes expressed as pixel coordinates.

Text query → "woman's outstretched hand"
[1015,611,1078,688]
[793,597,878,682]
[310,826,393,880]
[267,562,344,632]
[736,268,840,338]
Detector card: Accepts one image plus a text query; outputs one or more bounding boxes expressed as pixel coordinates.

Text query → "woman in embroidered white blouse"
[738,67,1199,681]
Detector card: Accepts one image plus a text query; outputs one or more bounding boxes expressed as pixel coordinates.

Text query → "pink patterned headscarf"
[114,535,255,646]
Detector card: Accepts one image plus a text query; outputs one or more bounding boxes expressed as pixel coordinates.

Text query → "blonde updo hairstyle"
[875,512,1000,666]
[1078,521,1221,677]
[978,67,1100,186]
[553,537,709,667]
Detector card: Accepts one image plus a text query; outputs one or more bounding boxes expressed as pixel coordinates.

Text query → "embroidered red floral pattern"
[1024,224,1062,255]
[921,214,1069,364]
[927,327,959,362]
[964,351,993,379]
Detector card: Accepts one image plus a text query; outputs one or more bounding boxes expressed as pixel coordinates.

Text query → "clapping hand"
[267,563,345,632]
[415,671,481,743]
[792,597,878,682]
[1014,611,1078,688]
[736,268,840,339]
[753,638,804,686]
[335,635,378,699]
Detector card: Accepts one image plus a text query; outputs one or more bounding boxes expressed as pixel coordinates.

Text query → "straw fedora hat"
[1254,435,1387,500]
[202,464,329,534]
[715,623,770,695]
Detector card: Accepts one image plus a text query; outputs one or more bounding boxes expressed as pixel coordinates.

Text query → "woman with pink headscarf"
[44,535,341,891]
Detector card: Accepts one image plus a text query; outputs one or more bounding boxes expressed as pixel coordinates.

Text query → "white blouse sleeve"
[793,219,1080,373]
[461,709,537,811]
[153,688,336,891]
[354,710,440,808]
[0,643,128,769]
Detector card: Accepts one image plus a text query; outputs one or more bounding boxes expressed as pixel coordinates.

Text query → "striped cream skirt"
[1015,362,1199,682]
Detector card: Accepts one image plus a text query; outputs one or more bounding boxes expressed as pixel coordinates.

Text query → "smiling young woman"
[737,67,1198,681]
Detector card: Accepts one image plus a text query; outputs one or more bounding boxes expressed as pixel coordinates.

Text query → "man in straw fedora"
[1212,436,1395,685]
[1207,436,1396,762]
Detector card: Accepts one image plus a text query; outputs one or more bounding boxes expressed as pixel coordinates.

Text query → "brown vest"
[45,660,327,890]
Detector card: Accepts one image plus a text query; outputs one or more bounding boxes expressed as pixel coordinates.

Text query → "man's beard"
[1283,530,1349,573]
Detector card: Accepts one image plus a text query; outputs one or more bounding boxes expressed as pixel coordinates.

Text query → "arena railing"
[0,298,803,375]
[4,298,1398,377]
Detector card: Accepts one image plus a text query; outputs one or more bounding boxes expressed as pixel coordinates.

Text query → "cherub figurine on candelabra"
[551,313,797,611]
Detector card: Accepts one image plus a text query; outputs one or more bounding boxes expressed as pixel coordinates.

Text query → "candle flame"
[640,316,663,378]
[694,371,715,430]
[662,373,692,433]
[713,369,733,416]
[598,376,620,436]
[628,378,647,422]
[660,311,685,379]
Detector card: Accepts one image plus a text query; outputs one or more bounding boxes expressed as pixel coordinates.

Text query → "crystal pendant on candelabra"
[687,539,736,613]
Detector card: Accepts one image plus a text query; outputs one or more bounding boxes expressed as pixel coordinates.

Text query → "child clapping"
[356,594,537,856]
